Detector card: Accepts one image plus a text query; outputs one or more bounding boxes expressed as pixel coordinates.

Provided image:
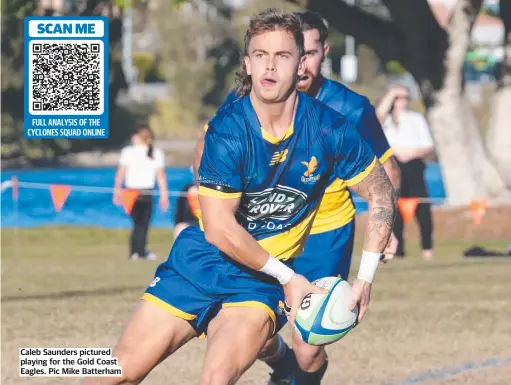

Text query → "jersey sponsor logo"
[238,185,307,221]
[269,149,288,166]
[301,156,321,184]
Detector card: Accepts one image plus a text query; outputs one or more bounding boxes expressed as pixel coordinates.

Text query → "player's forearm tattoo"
[367,166,396,249]
[352,164,397,250]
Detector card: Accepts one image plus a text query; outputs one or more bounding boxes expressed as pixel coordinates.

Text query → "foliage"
[133,53,166,83]
[149,99,202,139]
[150,0,240,132]
[385,60,408,76]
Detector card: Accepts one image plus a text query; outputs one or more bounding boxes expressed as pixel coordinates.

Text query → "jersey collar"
[241,91,309,145]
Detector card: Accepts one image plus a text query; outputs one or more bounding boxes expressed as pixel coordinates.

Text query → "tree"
[148,0,240,134]
[486,0,511,189]
[291,0,511,205]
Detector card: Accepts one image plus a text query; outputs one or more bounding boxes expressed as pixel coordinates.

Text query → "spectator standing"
[377,85,435,259]
[113,123,169,260]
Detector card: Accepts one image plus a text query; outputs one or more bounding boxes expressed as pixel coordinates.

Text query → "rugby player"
[194,11,400,385]
[84,9,395,385]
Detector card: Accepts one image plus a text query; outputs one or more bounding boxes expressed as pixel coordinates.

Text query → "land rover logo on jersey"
[238,185,307,221]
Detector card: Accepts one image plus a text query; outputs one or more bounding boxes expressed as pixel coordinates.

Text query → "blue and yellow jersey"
[217,81,392,235]
[198,92,376,260]
[310,78,392,234]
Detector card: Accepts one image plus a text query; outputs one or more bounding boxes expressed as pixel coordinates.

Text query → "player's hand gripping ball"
[294,277,358,346]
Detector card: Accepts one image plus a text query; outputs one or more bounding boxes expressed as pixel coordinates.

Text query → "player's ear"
[297,54,306,77]
[244,56,252,76]
[323,43,330,59]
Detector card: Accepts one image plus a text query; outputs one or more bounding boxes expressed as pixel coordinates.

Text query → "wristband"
[258,255,295,285]
[357,250,382,284]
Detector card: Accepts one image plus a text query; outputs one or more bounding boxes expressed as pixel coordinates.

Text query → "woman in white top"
[113,123,169,260]
[377,85,434,260]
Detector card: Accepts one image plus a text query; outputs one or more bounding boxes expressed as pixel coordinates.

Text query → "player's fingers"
[289,301,299,326]
[310,284,328,295]
[358,309,364,322]
[348,294,359,312]
[358,304,368,322]
[380,254,394,264]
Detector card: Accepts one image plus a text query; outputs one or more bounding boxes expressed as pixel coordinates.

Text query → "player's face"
[245,29,305,103]
[297,29,329,93]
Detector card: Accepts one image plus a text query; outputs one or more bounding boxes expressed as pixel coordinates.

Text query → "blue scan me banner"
[24,17,109,139]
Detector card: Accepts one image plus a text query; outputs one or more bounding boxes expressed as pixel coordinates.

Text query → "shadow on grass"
[1,285,143,302]
[3,259,509,303]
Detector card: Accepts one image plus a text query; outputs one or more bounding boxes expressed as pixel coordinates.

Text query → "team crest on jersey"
[237,185,307,221]
[277,301,288,317]
[301,156,321,184]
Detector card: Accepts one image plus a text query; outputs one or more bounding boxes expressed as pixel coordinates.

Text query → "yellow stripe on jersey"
[345,157,377,187]
[261,124,294,144]
[310,178,355,235]
[257,208,318,260]
[379,148,393,164]
[198,186,242,199]
[204,123,209,132]
[311,157,379,234]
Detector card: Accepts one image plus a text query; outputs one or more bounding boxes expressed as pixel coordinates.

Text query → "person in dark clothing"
[377,85,435,259]
[113,123,169,260]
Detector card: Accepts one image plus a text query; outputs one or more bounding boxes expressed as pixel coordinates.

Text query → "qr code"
[29,40,104,115]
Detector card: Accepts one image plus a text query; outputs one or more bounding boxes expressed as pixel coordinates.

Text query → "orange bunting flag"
[121,189,140,215]
[187,186,200,218]
[50,184,71,212]
[469,199,488,225]
[12,176,19,201]
[398,197,420,224]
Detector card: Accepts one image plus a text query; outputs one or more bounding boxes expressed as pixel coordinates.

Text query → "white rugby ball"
[294,277,358,346]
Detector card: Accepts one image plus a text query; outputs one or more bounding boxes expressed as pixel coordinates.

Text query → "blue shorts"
[290,220,355,282]
[143,226,287,335]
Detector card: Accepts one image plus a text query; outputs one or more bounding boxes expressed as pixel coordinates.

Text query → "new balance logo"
[269,149,288,166]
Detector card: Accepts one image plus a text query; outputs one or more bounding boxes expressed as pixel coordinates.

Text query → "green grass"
[1,227,511,385]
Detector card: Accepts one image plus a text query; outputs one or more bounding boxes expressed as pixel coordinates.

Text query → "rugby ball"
[294,277,358,346]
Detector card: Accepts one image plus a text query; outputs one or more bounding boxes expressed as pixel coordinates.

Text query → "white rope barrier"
[1,180,447,203]
[1,181,187,197]
[1,180,13,192]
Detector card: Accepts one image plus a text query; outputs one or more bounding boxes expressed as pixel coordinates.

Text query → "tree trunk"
[486,0,511,188]
[486,87,511,189]
[426,0,511,204]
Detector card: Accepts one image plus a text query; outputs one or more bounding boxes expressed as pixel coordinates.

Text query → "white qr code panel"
[29,40,104,115]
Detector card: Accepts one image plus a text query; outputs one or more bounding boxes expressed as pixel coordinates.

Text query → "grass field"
[2,227,511,385]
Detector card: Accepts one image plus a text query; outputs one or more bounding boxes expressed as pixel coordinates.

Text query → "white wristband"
[357,250,382,284]
[258,255,295,285]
